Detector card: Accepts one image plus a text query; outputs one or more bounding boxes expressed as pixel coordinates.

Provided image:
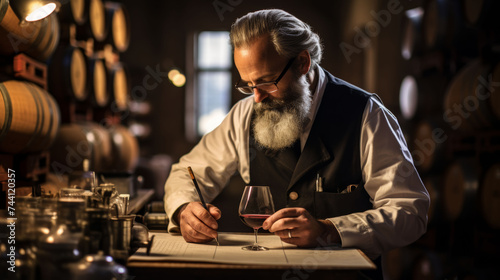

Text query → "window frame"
[185,30,237,142]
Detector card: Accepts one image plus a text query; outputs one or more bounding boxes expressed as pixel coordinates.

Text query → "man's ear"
[297,50,311,74]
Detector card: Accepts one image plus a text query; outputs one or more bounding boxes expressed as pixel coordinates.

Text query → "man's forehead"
[234,36,287,79]
[234,35,277,60]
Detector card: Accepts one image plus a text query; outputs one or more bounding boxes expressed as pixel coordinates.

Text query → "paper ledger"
[128,233,375,270]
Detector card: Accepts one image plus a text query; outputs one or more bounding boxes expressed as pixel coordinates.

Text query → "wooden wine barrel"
[422,0,456,50]
[0,1,60,61]
[76,0,107,42]
[399,75,447,120]
[382,247,427,280]
[382,248,404,280]
[58,0,87,25]
[103,2,130,52]
[471,61,500,127]
[30,13,60,61]
[87,57,108,107]
[0,80,60,154]
[108,124,139,172]
[461,0,499,28]
[462,0,485,26]
[409,250,444,280]
[442,159,479,222]
[401,7,424,60]
[488,61,500,121]
[480,164,500,229]
[423,0,441,49]
[443,60,499,131]
[108,63,129,112]
[411,119,448,172]
[50,122,112,172]
[48,45,88,102]
[423,176,443,225]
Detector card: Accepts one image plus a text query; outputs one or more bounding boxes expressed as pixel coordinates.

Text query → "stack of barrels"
[48,0,139,174]
[390,0,500,279]
[0,0,139,192]
[0,0,61,177]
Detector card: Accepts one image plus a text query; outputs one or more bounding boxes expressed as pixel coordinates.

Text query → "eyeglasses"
[235,57,296,95]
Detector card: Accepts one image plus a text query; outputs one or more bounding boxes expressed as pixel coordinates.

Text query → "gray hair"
[230,9,323,70]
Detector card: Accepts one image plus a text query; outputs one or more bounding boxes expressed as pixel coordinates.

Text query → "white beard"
[252,72,311,151]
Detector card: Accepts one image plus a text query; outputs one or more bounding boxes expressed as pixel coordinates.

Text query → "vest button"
[289,191,299,200]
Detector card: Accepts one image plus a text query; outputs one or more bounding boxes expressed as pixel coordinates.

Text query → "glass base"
[242,245,269,251]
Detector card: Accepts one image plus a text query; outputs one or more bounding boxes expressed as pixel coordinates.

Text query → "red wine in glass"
[239,214,271,229]
[238,186,275,251]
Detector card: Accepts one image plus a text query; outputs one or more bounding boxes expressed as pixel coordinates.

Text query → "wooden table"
[127,232,376,280]
[127,261,365,280]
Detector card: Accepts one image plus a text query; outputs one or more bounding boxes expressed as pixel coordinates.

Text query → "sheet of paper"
[128,232,375,270]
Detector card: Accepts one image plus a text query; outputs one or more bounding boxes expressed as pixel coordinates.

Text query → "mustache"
[256,97,287,111]
[255,75,309,112]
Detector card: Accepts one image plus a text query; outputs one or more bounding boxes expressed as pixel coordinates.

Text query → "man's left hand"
[262,207,340,247]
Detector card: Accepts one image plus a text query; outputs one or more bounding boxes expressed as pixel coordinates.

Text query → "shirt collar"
[300,66,327,151]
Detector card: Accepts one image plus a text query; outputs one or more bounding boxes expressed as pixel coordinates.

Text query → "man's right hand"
[177,202,221,243]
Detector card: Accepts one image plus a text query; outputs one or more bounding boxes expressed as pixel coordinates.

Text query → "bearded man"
[164,9,429,279]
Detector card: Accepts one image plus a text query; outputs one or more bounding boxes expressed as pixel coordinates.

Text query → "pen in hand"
[187,166,219,245]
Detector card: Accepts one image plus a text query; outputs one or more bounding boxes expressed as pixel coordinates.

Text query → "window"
[187,31,232,139]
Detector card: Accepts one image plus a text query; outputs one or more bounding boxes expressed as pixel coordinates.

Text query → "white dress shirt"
[164,66,430,259]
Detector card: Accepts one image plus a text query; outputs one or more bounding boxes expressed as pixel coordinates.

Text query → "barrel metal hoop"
[43,14,59,59]
[0,83,12,143]
[27,16,49,53]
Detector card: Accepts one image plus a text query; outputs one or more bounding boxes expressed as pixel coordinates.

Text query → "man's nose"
[253,88,269,103]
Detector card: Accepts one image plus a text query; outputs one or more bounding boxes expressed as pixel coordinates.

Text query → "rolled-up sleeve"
[328,97,430,259]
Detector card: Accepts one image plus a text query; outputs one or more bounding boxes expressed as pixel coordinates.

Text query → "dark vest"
[249,70,373,219]
[248,70,383,279]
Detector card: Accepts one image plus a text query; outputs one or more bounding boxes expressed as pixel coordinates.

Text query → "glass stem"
[253,228,259,249]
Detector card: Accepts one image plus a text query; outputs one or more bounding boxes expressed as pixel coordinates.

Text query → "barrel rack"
[0,45,52,207]
[1,0,135,207]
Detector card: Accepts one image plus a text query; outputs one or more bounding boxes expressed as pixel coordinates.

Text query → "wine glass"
[238,186,275,251]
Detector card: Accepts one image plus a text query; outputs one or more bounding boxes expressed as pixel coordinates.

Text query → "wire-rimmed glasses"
[235,57,296,94]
